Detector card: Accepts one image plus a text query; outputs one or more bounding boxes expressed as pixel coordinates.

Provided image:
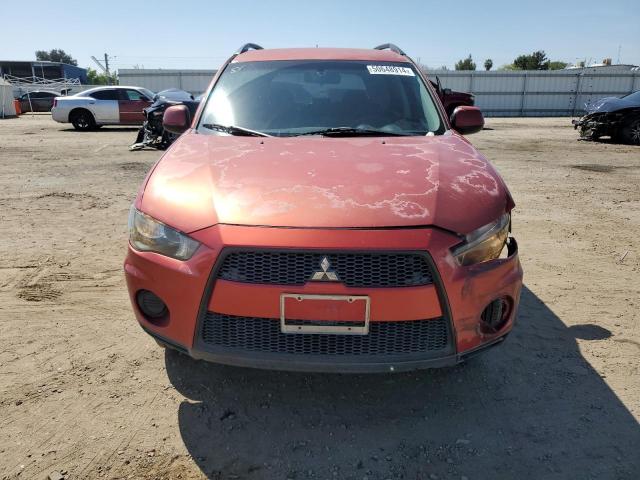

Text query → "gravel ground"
[0,114,638,480]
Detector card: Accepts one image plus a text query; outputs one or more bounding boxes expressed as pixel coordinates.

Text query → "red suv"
[124,43,522,372]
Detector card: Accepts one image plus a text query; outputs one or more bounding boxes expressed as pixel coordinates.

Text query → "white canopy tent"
[2,74,82,117]
[0,77,16,118]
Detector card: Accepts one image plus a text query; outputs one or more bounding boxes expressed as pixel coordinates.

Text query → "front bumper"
[124,225,523,373]
[573,113,624,139]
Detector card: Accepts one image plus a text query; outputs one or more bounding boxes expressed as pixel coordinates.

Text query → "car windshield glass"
[198,60,443,137]
[140,88,155,99]
[621,91,640,103]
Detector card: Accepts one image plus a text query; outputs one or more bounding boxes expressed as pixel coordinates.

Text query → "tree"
[484,59,493,71]
[548,61,569,70]
[35,49,77,66]
[86,68,117,85]
[513,50,549,70]
[455,55,476,71]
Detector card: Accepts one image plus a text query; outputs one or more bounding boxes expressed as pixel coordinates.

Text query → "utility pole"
[617,45,621,65]
[90,54,112,85]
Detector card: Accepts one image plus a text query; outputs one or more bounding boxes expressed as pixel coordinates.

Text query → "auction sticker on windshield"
[366,65,415,76]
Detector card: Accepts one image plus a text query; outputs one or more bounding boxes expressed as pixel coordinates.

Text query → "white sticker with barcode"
[366,65,415,76]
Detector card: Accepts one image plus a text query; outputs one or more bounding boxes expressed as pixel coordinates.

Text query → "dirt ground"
[0,114,638,480]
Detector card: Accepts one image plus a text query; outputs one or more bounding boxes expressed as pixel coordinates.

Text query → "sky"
[3,0,639,71]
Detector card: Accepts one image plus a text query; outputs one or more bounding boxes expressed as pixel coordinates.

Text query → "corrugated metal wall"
[427,69,640,116]
[118,68,640,117]
[118,69,218,95]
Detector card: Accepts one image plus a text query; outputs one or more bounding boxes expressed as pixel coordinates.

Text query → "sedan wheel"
[621,118,640,145]
[71,110,96,131]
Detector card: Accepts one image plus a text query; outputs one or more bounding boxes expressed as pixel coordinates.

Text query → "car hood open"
[140,132,512,234]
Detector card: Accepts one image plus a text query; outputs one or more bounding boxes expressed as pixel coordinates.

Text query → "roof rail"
[373,43,406,56]
[236,43,264,55]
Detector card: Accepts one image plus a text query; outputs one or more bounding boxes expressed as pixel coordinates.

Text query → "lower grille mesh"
[201,312,449,356]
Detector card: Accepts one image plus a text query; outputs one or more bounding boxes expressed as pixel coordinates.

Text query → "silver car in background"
[52,86,154,130]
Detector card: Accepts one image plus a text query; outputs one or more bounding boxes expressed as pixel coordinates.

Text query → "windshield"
[140,88,155,99]
[199,60,443,136]
[621,91,640,103]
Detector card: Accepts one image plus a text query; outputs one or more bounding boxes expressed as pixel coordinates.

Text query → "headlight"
[128,206,200,260]
[451,213,510,266]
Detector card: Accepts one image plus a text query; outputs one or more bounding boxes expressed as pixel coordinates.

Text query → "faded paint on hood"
[140,132,512,234]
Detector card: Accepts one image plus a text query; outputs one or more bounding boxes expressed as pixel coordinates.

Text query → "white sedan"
[52,86,154,131]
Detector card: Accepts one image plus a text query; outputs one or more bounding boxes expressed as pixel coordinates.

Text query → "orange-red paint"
[124,47,523,371]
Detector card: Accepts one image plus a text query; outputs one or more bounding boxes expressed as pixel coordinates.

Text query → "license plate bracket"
[280,294,370,335]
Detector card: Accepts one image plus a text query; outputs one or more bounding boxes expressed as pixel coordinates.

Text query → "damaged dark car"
[573,91,640,145]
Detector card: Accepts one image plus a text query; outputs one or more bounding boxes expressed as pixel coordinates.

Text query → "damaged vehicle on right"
[573,90,640,145]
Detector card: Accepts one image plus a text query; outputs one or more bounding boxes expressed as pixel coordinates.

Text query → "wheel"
[70,109,96,131]
[620,117,640,145]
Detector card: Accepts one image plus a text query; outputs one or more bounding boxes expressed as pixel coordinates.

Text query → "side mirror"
[442,88,452,96]
[450,106,484,135]
[163,105,191,135]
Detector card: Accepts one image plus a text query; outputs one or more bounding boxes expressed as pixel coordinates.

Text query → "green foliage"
[35,49,77,66]
[507,51,569,71]
[86,68,117,85]
[484,59,493,71]
[455,55,476,71]
[513,50,549,70]
[548,61,569,70]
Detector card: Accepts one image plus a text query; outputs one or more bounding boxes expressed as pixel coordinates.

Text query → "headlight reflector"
[128,207,200,260]
[452,213,510,266]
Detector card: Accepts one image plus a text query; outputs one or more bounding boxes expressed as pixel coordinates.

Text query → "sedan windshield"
[621,90,640,103]
[199,60,443,137]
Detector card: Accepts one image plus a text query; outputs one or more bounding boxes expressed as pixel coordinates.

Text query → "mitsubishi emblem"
[311,256,339,281]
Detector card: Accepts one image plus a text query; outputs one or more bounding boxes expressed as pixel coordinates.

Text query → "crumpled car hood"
[140,132,512,234]
[586,95,640,114]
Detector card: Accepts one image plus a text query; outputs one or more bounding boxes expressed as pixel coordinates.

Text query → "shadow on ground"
[59,127,140,132]
[165,286,640,479]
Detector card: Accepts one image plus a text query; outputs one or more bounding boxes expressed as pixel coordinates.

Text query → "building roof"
[0,60,86,69]
[234,47,408,63]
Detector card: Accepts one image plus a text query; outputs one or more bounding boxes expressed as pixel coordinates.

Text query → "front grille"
[201,312,449,356]
[217,251,433,287]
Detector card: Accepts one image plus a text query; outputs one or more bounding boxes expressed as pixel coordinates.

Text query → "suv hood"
[141,132,511,234]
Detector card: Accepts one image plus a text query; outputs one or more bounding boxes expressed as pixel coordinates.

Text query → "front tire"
[70,109,96,131]
[620,118,640,145]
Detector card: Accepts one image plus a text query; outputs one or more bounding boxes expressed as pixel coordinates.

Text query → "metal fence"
[118,69,217,95]
[118,67,640,117]
[426,69,640,117]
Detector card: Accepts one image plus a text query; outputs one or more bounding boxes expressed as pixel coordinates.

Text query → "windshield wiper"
[294,127,411,137]
[202,123,270,137]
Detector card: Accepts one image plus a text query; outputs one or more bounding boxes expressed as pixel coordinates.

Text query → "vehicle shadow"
[165,286,640,479]
[58,127,140,132]
[578,137,639,147]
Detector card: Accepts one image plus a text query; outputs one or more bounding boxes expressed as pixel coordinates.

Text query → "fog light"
[480,297,510,332]
[136,290,168,319]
